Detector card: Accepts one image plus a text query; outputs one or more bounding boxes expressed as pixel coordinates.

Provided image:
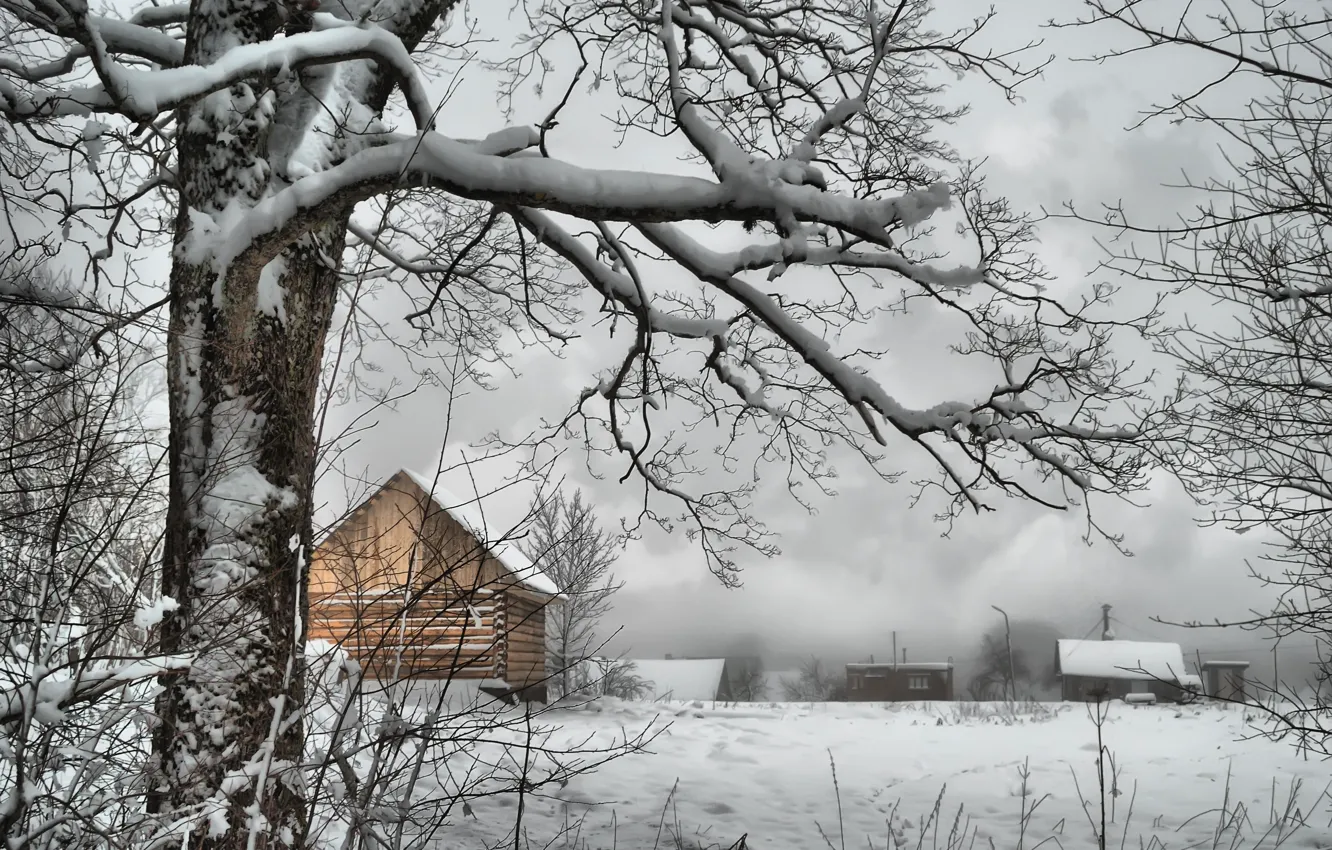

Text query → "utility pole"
[902,647,908,664]
[892,631,897,670]
[1271,626,1280,695]
[993,605,1016,702]
[1101,604,1114,641]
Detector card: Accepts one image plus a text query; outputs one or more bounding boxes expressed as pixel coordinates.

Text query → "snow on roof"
[399,469,561,597]
[1200,659,1252,669]
[1057,639,1188,682]
[631,658,727,702]
[846,663,952,672]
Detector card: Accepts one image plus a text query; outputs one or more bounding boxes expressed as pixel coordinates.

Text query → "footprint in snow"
[708,741,760,764]
[703,801,736,816]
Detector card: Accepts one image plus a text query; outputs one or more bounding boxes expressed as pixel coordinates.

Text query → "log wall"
[307,590,500,680]
[308,471,554,695]
[503,591,549,688]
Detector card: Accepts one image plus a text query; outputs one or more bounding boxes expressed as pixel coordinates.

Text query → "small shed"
[846,661,955,701]
[1200,660,1250,702]
[1055,639,1194,703]
[674,655,765,700]
[631,658,729,702]
[308,469,561,702]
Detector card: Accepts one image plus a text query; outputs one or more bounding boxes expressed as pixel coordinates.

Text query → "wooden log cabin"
[308,469,561,702]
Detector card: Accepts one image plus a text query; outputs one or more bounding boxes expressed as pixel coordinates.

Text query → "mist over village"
[5,0,1332,848]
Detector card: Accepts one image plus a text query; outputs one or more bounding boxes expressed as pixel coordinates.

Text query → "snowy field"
[415,699,1331,850]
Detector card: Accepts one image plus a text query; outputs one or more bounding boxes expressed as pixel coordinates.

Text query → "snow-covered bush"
[0,276,165,849]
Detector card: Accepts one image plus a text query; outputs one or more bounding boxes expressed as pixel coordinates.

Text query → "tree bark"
[153,219,343,844]
[149,5,345,836]
[145,2,465,843]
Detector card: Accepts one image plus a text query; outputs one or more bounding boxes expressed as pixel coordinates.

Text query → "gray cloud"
[314,3,1298,673]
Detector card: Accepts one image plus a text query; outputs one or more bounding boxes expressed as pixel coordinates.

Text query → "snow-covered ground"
[434,699,1331,850]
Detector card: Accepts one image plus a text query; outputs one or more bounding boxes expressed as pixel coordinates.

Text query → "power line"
[1189,646,1321,656]
[1109,615,1170,642]
[1099,615,1322,658]
[1078,617,1102,642]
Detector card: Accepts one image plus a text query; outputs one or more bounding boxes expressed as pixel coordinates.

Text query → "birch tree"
[523,488,621,700]
[1,0,1152,844]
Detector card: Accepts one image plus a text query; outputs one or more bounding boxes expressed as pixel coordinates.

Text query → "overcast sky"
[49,0,1296,670]
[293,0,1308,671]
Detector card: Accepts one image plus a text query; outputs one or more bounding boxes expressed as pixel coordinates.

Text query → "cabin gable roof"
[316,469,561,597]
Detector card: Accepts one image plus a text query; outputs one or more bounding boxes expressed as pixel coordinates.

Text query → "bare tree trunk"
[144,1,454,839]
[152,131,344,844]
[153,231,342,844]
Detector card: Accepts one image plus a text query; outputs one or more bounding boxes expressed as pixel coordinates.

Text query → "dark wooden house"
[846,661,954,701]
[309,469,561,702]
[1055,639,1195,704]
[1200,660,1249,702]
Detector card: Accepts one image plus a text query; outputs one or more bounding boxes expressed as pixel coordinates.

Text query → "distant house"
[632,657,731,702]
[1200,660,1250,702]
[1055,639,1195,703]
[308,469,561,702]
[845,661,955,701]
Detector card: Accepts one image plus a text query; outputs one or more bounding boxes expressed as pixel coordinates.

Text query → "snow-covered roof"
[631,658,727,702]
[1056,639,1188,682]
[398,469,560,597]
[1200,659,1252,669]
[846,662,952,671]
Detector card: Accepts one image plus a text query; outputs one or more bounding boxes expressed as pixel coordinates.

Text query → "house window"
[849,675,862,690]
[908,674,930,690]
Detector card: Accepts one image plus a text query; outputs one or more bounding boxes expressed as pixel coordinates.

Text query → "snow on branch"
[0,2,184,68]
[676,227,990,288]
[127,3,189,28]
[636,222,1130,464]
[0,268,170,373]
[510,207,727,341]
[0,654,193,726]
[1,24,432,126]
[195,127,951,276]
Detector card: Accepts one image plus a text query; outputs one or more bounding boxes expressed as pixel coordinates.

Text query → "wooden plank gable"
[308,470,556,694]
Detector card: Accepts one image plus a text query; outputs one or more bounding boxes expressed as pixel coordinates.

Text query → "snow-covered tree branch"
[0,274,170,850]
[0,0,1156,844]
